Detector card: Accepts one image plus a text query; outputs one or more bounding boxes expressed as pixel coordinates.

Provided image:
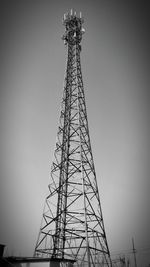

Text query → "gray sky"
[0,1,150,267]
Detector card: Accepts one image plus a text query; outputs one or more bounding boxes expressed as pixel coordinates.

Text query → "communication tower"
[34,10,112,267]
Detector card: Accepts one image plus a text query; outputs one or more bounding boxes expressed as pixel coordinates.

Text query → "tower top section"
[62,9,85,45]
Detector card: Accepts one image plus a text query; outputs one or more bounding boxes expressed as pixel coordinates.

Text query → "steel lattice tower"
[34,10,112,267]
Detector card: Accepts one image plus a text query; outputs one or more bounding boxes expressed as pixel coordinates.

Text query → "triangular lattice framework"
[34,10,112,267]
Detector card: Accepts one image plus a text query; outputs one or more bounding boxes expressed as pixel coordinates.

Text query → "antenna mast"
[34,10,112,267]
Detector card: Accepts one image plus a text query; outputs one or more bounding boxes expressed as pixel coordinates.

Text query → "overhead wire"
[110,246,150,257]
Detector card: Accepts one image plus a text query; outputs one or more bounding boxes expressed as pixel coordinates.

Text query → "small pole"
[127,258,130,267]
[132,238,137,267]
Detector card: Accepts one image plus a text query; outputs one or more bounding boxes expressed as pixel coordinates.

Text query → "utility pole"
[132,238,137,267]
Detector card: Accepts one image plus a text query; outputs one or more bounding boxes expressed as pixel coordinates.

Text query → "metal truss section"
[34,10,112,267]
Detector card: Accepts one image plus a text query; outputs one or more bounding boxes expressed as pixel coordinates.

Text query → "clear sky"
[0,1,149,267]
